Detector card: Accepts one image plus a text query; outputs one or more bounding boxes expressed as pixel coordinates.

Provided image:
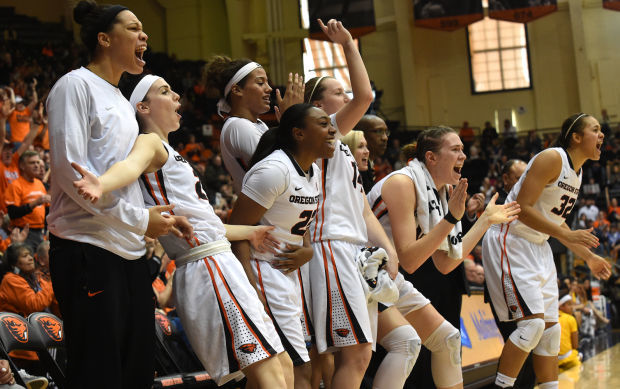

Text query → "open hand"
[447,179,468,220]
[248,225,280,254]
[272,243,313,274]
[586,255,611,280]
[275,72,304,121]
[72,162,102,203]
[481,192,520,225]
[318,19,353,45]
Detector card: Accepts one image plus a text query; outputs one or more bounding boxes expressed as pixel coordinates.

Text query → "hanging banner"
[308,0,376,40]
[603,0,620,12]
[488,0,557,23]
[414,0,483,31]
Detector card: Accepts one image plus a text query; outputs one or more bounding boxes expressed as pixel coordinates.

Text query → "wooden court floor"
[535,343,620,389]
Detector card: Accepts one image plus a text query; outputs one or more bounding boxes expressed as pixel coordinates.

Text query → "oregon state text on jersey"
[140,141,227,259]
[506,147,582,244]
[242,149,320,262]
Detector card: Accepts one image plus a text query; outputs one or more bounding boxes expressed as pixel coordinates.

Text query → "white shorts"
[310,240,373,353]
[381,272,431,317]
[253,259,310,366]
[482,224,559,322]
[174,252,284,386]
[297,263,314,345]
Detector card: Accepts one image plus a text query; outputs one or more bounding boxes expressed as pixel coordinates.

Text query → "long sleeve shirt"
[47,67,148,259]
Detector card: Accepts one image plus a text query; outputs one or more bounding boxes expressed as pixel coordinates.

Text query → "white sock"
[538,381,559,389]
[495,372,516,388]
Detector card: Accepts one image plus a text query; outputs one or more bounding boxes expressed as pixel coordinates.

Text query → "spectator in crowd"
[353,114,389,192]
[461,144,488,196]
[0,243,58,365]
[557,294,581,370]
[4,150,49,251]
[607,192,620,223]
[0,114,40,213]
[481,120,498,151]
[583,177,601,199]
[502,118,517,139]
[496,159,526,205]
[459,121,475,153]
[578,197,600,223]
[525,130,542,155]
[6,80,38,143]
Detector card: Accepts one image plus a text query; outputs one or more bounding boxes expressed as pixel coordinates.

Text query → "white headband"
[564,113,587,143]
[129,75,161,113]
[216,62,262,117]
[559,294,572,306]
[306,76,327,103]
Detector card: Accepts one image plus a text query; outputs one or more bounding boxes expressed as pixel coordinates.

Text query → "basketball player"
[46,2,186,387]
[71,75,290,388]
[306,46,424,389]
[367,127,520,389]
[229,103,337,389]
[482,113,611,389]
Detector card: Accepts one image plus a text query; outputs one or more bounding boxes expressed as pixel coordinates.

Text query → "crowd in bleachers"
[1,10,620,388]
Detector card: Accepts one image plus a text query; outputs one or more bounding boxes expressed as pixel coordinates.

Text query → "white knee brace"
[424,320,463,388]
[380,325,421,374]
[508,318,545,353]
[533,323,561,357]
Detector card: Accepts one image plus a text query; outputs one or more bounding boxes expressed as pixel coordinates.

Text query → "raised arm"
[72,133,166,203]
[318,19,373,135]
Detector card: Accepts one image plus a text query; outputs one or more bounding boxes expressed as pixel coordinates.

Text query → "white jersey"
[140,141,227,259]
[506,147,582,244]
[220,117,269,194]
[242,149,320,261]
[310,131,367,244]
[367,167,420,241]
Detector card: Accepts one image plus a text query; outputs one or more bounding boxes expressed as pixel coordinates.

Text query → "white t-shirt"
[47,67,148,259]
[242,149,320,261]
[140,141,227,260]
[220,117,269,194]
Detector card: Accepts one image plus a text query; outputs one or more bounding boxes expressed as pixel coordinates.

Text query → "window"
[299,0,355,91]
[467,13,531,93]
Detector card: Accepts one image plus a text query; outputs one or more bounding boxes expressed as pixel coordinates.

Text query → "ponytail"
[249,103,316,167]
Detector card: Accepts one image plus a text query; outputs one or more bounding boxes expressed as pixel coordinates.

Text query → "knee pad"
[424,320,463,387]
[508,318,545,353]
[533,323,561,357]
[379,325,421,375]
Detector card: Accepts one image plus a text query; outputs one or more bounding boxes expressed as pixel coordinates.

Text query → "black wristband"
[444,210,460,225]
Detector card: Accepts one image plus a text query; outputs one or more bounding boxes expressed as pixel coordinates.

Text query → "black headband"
[96,5,128,34]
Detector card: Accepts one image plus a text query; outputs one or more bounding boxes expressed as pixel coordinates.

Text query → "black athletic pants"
[49,234,155,389]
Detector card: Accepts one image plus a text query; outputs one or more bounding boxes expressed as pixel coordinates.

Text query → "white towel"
[407,159,463,259]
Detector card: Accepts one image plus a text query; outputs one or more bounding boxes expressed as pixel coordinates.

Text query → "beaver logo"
[335,328,350,337]
[155,313,172,336]
[36,315,63,342]
[1,317,28,343]
[238,343,257,354]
